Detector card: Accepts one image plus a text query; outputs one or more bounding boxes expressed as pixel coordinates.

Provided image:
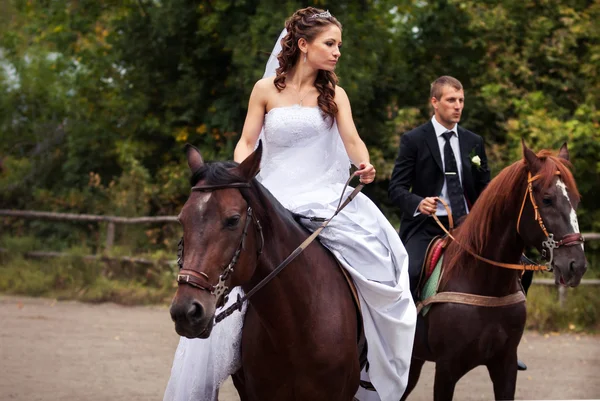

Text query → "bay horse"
[169,143,361,400]
[402,141,587,401]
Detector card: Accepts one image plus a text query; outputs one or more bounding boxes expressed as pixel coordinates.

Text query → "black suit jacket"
[388,121,491,243]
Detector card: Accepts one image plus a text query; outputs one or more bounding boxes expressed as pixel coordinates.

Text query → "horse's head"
[169,143,264,338]
[519,141,587,286]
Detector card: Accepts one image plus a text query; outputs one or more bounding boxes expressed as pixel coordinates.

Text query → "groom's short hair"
[430,76,463,100]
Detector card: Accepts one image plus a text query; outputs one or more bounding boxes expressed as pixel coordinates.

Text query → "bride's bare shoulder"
[334,85,348,99]
[334,85,351,110]
[254,76,277,92]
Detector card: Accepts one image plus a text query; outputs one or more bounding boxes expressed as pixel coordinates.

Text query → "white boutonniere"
[469,147,482,170]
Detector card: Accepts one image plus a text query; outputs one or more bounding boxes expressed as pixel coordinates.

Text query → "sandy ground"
[1,295,599,401]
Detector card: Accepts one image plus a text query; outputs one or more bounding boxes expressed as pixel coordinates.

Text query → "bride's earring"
[303,53,307,63]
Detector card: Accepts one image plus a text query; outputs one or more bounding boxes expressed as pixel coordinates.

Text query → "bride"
[163,7,416,401]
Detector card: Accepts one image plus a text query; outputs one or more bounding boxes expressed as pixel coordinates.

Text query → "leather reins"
[176,176,364,324]
[432,171,584,272]
[416,170,584,312]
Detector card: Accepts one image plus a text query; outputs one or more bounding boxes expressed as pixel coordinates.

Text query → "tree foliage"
[1,0,599,253]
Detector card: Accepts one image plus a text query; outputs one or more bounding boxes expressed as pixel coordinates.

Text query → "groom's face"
[432,85,465,128]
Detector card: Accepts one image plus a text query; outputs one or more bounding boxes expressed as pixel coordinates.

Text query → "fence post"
[558,285,567,308]
[105,222,115,252]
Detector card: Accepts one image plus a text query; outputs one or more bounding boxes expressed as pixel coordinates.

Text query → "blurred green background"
[1,0,599,330]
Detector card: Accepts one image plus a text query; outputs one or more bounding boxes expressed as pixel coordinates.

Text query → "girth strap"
[416,291,526,313]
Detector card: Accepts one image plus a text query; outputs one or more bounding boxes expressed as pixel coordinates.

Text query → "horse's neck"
[242,207,336,333]
[480,223,524,295]
[450,208,524,297]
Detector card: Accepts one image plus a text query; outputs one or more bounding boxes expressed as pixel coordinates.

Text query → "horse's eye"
[542,197,553,206]
[225,215,241,228]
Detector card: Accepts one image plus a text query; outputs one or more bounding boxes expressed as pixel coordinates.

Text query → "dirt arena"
[1,295,599,401]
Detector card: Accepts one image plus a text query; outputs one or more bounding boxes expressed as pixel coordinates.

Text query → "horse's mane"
[189,161,298,234]
[441,150,579,283]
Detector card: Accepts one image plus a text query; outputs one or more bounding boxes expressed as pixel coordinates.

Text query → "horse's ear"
[237,140,262,181]
[184,144,204,172]
[522,138,542,173]
[558,142,569,161]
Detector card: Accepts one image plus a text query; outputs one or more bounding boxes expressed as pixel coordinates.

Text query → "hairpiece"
[309,10,332,20]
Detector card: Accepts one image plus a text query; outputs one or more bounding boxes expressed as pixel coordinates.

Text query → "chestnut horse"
[169,143,361,401]
[402,141,587,401]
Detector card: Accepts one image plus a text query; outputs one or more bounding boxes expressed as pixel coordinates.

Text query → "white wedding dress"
[163,105,416,401]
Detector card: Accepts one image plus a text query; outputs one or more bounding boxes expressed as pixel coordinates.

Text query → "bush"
[0,252,176,305]
[526,284,599,333]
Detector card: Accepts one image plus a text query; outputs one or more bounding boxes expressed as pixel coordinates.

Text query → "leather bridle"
[176,182,264,306]
[416,169,586,312]
[433,171,584,271]
[516,172,584,270]
[176,176,364,324]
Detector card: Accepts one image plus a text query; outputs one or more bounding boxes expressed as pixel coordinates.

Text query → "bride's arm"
[234,80,269,163]
[334,86,376,184]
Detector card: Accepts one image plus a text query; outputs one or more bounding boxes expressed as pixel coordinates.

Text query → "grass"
[526,284,599,333]
[2,257,599,333]
[1,234,599,332]
[0,254,176,305]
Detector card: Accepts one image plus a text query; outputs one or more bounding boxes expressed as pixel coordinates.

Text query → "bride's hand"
[355,162,376,184]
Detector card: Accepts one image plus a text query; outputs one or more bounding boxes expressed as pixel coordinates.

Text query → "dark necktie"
[442,131,467,219]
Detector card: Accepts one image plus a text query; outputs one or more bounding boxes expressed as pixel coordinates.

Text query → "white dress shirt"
[414,116,469,217]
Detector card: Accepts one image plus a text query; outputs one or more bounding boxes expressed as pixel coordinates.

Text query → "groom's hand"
[355,162,376,184]
[418,197,438,215]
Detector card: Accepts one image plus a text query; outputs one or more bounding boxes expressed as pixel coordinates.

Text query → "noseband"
[517,172,584,271]
[176,182,264,304]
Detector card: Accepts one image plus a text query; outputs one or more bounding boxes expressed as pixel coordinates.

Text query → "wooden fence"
[1,209,599,306]
[0,209,177,251]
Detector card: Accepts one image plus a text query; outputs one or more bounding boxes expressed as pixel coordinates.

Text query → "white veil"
[255,28,287,157]
[263,28,287,79]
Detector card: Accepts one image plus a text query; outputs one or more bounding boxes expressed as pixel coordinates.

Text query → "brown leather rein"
[416,171,584,312]
[176,176,364,324]
[432,171,584,272]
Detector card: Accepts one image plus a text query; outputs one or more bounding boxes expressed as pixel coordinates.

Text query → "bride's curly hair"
[274,7,342,124]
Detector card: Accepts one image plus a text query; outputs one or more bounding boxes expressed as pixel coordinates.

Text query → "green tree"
[1,0,598,247]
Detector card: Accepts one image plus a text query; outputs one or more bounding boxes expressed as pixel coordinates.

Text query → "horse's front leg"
[232,369,249,401]
[401,357,426,401]
[433,360,470,401]
[486,350,518,400]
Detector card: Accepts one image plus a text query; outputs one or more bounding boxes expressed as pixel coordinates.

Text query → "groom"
[388,75,532,372]
[388,75,490,295]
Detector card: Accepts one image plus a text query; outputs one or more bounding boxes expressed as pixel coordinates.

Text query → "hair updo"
[274,7,342,124]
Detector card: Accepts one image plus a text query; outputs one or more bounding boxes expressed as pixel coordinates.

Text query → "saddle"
[334,260,368,368]
[414,233,527,315]
[416,235,449,299]
[335,261,377,393]
[292,212,370,391]
[292,212,366,354]
[294,214,369,389]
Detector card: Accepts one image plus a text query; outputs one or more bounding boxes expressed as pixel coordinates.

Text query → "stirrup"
[291,212,327,223]
[359,380,377,391]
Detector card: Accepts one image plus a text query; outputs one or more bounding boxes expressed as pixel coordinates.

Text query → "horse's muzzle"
[170,299,215,338]
[553,252,587,287]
